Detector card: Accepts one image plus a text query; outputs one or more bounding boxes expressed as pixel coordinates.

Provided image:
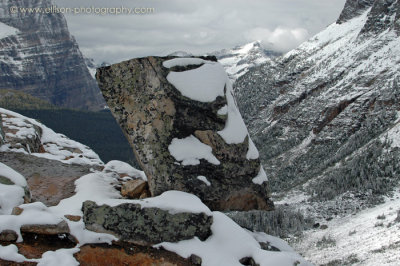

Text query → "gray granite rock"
[96,56,273,211]
[82,200,213,245]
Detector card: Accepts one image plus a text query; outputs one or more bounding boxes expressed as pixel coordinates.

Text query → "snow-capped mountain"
[209,41,281,83]
[235,0,400,264]
[0,0,104,111]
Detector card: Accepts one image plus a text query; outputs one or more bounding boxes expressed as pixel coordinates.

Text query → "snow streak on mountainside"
[210,41,281,83]
[234,0,400,264]
[0,0,104,110]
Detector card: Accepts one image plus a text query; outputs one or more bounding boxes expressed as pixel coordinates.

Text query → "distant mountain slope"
[234,1,400,264]
[210,41,281,82]
[0,0,104,111]
[235,0,400,203]
[0,89,55,110]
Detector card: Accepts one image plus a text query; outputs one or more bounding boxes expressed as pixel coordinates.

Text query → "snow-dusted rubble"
[0,160,309,266]
[0,108,103,166]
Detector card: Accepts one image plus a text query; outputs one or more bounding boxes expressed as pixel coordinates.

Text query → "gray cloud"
[53,0,346,64]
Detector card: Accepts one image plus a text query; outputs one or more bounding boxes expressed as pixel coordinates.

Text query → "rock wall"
[96,56,273,211]
[336,0,375,24]
[0,0,104,110]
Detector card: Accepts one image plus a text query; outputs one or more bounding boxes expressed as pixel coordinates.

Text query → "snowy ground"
[291,189,400,266]
[0,159,310,266]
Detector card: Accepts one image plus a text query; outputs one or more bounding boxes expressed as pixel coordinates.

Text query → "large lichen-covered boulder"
[82,200,213,245]
[96,56,273,211]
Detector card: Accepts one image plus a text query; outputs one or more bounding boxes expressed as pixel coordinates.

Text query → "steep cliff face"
[235,0,400,205]
[0,0,104,110]
[336,0,375,24]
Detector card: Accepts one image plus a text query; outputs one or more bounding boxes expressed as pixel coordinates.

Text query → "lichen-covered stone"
[82,200,213,245]
[96,56,273,211]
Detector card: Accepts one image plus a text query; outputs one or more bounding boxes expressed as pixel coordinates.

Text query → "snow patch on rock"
[252,167,268,185]
[217,81,249,144]
[167,61,226,102]
[168,135,220,166]
[197,176,211,186]
[155,212,310,266]
[163,58,206,68]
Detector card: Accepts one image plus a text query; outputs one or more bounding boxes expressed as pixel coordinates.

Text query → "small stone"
[20,220,70,235]
[259,242,280,252]
[11,206,24,215]
[320,224,328,230]
[190,254,202,265]
[0,230,18,242]
[239,257,260,266]
[121,179,148,199]
[64,215,82,222]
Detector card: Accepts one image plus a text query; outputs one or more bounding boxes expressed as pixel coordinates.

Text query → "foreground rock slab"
[82,200,213,245]
[96,56,273,211]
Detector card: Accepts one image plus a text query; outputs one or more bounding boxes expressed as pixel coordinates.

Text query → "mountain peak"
[337,0,375,24]
[210,41,281,82]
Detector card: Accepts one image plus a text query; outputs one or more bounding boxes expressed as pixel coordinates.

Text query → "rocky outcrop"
[360,0,400,36]
[0,152,98,206]
[82,201,213,245]
[0,108,104,206]
[0,0,104,110]
[0,239,194,266]
[0,113,42,154]
[75,244,195,266]
[96,56,273,211]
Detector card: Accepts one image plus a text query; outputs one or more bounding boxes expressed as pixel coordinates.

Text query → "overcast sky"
[53,0,346,64]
